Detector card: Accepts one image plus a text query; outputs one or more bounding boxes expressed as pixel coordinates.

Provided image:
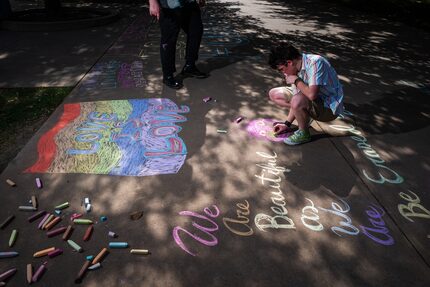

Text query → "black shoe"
[163,75,183,89]
[181,64,208,79]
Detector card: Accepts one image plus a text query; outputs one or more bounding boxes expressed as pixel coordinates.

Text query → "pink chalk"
[235,116,244,123]
[35,178,43,189]
[203,97,212,102]
[70,213,83,221]
[38,213,51,229]
[48,248,63,258]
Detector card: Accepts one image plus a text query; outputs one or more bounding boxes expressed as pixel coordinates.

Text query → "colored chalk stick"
[33,247,55,258]
[73,219,93,225]
[54,209,61,215]
[47,226,67,238]
[86,255,94,261]
[28,210,46,222]
[83,226,93,241]
[31,195,38,208]
[217,129,227,133]
[32,262,47,283]
[67,240,83,252]
[0,267,17,282]
[35,178,42,189]
[0,251,19,258]
[100,216,107,222]
[92,248,108,265]
[27,264,33,284]
[45,216,61,230]
[109,242,128,248]
[38,213,51,229]
[235,116,244,123]
[48,248,63,258]
[130,249,150,255]
[6,179,16,186]
[88,262,101,270]
[8,229,18,247]
[55,202,69,210]
[70,213,82,221]
[75,260,91,284]
[41,214,54,230]
[203,97,212,102]
[0,215,14,229]
[108,231,117,238]
[62,225,74,241]
[18,206,37,211]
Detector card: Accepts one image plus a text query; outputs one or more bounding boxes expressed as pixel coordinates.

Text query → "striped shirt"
[294,53,344,115]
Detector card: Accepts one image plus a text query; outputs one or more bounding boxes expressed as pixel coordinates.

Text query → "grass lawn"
[0,87,73,172]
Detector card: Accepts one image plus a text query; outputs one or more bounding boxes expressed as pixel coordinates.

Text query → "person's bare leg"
[268,87,291,108]
[289,93,310,131]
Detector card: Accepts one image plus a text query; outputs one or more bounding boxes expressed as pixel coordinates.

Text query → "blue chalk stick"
[109,242,128,248]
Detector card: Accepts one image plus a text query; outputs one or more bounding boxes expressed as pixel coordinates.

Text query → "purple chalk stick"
[36,178,43,189]
[38,213,50,229]
[48,248,63,258]
[32,262,47,283]
[0,251,19,258]
[235,116,244,123]
[47,227,67,238]
[28,210,47,223]
[0,267,17,282]
[203,97,212,102]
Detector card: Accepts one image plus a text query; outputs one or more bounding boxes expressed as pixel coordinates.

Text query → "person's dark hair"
[268,43,301,69]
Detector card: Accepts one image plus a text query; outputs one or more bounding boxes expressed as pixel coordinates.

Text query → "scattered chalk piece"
[6,179,16,187]
[217,129,228,133]
[235,116,244,123]
[203,97,212,102]
[100,216,107,222]
[130,249,150,255]
[109,242,128,249]
[0,215,15,229]
[35,178,42,189]
[88,262,101,270]
[108,231,117,238]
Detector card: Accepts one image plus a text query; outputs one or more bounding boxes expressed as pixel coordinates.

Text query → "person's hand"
[149,0,160,20]
[285,74,298,85]
[198,0,206,7]
[273,123,291,136]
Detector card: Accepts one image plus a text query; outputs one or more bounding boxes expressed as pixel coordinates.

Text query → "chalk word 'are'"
[254,151,295,231]
[172,205,220,256]
[319,198,360,237]
[359,204,394,246]
[223,200,254,237]
[329,124,403,185]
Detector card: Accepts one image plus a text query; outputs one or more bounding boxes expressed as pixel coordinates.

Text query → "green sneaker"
[284,129,311,145]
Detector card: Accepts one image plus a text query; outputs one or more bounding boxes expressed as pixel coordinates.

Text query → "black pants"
[159,2,203,77]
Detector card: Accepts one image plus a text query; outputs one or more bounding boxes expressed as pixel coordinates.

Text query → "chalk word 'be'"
[398,190,430,222]
[359,204,394,246]
[172,205,220,256]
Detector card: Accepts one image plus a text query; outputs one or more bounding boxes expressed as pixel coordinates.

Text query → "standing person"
[268,43,344,145]
[149,0,208,89]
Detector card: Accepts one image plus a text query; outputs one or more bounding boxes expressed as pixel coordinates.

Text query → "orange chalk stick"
[92,248,108,265]
[33,247,55,258]
[62,225,73,241]
[44,217,61,230]
[83,226,93,241]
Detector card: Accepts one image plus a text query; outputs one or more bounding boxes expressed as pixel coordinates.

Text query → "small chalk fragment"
[54,209,61,215]
[217,129,227,133]
[48,248,63,258]
[19,206,37,211]
[0,252,19,258]
[28,210,46,222]
[75,260,91,284]
[129,211,143,220]
[83,226,94,241]
[36,177,43,189]
[84,198,90,205]
[67,240,83,252]
[235,116,244,123]
[0,215,15,229]
[86,255,94,261]
[88,262,101,270]
[0,267,17,282]
[203,97,212,102]
[92,248,108,265]
[8,229,18,247]
[100,216,107,222]
[47,226,67,238]
[70,213,82,221]
[85,204,92,212]
[73,219,93,225]
[45,216,61,230]
[38,213,51,229]
[32,262,47,283]
[108,231,117,238]
[62,225,74,241]
[27,264,33,284]
[41,214,54,230]
[6,179,16,187]
[33,247,55,258]
[130,249,150,255]
[55,202,69,210]
[109,242,128,249]
[31,195,38,208]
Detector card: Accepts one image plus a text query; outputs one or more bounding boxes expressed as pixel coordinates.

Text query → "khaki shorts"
[282,87,337,122]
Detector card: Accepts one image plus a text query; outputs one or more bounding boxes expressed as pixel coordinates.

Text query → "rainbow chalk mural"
[26,99,189,176]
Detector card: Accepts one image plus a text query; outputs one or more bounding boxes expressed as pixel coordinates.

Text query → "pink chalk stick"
[35,178,43,189]
[32,262,47,283]
[47,227,67,238]
[38,214,50,229]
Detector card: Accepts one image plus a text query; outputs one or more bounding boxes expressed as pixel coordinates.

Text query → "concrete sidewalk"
[0,0,429,286]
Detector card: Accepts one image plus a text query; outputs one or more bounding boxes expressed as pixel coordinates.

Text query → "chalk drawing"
[25,99,189,176]
[223,200,254,236]
[173,205,220,256]
[247,119,292,142]
[359,204,395,246]
[398,190,430,222]
[301,198,324,232]
[319,198,360,237]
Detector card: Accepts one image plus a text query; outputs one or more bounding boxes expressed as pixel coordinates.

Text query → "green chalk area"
[324,0,430,31]
[0,87,73,172]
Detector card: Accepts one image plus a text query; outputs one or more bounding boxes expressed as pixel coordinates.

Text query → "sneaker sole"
[283,137,311,146]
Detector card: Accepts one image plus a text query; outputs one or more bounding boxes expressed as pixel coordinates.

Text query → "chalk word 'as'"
[254,151,295,231]
[319,198,360,237]
[329,124,403,185]
[172,205,220,256]
[223,200,253,236]
[360,204,394,246]
[301,198,324,231]
[398,190,430,222]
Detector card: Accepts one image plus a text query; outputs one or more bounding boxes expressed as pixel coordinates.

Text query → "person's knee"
[268,88,283,102]
[290,94,308,110]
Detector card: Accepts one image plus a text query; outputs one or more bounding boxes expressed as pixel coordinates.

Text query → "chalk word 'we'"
[319,198,360,237]
[301,198,324,231]
[172,205,220,256]
[359,204,394,246]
